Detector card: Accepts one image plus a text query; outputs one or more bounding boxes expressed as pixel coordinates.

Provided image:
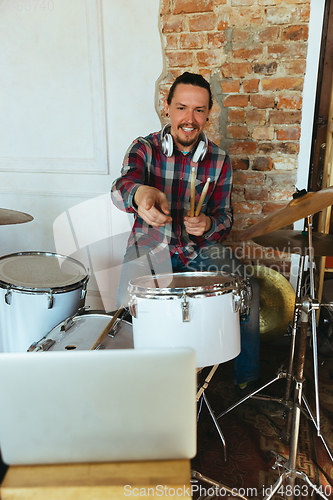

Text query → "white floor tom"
[0,252,89,352]
[29,311,133,351]
[129,271,247,368]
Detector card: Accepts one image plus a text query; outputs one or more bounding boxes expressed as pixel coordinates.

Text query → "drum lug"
[48,289,54,309]
[232,292,241,314]
[181,292,190,322]
[129,297,137,318]
[81,282,87,300]
[5,288,12,305]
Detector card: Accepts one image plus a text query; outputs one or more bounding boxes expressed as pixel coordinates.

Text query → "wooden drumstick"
[190,167,196,217]
[90,305,124,350]
[195,178,210,216]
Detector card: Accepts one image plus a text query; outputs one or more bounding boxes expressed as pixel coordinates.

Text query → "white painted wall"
[0,0,163,311]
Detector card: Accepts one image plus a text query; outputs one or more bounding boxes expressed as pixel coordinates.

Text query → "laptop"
[0,348,196,465]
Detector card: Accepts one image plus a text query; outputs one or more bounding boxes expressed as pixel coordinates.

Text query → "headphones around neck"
[160,123,208,163]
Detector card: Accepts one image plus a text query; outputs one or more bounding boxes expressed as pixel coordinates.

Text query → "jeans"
[117,242,260,385]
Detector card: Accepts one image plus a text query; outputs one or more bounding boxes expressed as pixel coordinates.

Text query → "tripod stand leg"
[285,305,309,499]
[202,391,227,461]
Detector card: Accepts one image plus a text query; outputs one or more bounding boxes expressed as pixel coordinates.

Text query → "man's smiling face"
[164,83,211,152]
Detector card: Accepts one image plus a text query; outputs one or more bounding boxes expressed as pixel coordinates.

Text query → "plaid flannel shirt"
[111,130,233,264]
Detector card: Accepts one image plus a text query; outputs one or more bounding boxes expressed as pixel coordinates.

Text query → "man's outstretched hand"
[134,186,172,227]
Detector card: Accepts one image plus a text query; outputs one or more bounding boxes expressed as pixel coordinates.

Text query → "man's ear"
[163,99,170,116]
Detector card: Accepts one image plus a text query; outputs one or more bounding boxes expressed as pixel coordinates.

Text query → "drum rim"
[128,270,239,298]
[0,251,89,293]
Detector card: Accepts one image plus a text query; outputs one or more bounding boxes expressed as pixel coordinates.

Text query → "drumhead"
[129,271,237,298]
[0,252,88,292]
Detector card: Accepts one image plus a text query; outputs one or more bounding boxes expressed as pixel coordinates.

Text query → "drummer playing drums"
[111,71,260,391]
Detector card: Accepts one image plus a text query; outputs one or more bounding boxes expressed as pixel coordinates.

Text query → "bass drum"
[0,252,89,352]
[29,310,133,352]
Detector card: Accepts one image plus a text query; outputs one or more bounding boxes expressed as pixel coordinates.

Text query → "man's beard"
[175,126,199,149]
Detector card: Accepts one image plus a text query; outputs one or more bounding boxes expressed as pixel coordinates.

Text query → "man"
[111,72,260,389]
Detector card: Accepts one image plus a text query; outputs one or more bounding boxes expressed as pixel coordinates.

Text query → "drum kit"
[1,187,333,500]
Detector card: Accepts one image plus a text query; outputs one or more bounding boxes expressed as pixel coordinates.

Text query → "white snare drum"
[29,311,133,351]
[0,252,89,352]
[129,272,249,368]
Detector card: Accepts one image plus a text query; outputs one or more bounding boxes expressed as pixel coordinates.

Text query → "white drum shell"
[0,287,86,353]
[132,292,240,368]
[30,313,133,352]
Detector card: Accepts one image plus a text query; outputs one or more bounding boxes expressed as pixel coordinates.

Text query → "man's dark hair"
[167,72,213,110]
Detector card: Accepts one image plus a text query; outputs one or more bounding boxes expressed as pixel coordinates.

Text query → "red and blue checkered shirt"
[111,130,233,264]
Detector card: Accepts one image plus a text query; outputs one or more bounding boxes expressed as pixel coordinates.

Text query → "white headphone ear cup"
[162,133,173,157]
[192,141,206,163]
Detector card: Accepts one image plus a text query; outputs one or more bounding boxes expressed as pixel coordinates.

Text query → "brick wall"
[159,0,311,274]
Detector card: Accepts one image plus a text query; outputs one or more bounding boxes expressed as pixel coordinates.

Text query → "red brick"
[224,95,249,107]
[281,25,309,41]
[160,0,170,15]
[262,202,287,215]
[227,126,248,139]
[197,50,220,67]
[258,142,299,155]
[231,158,249,170]
[281,60,307,75]
[217,18,228,30]
[252,157,274,171]
[173,0,213,14]
[232,29,251,43]
[221,62,252,78]
[228,141,257,155]
[232,46,263,60]
[252,62,277,76]
[245,186,269,201]
[208,32,227,48]
[162,15,184,33]
[252,126,274,140]
[228,109,246,123]
[276,127,301,140]
[250,95,275,108]
[258,27,280,42]
[261,78,303,91]
[269,110,302,124]
[180,33,205,49]
[189,13,217,31]
[246,110,266,126]
[243,79,260,93]
[233,201,263,215]
[221,80,240,93]
[268,43,308,59]
[166,51,194,67]
[266,5,310,24]
[165,34,178,50]
[229,7,263,26]
[277,95,302,110]
[232,189,246,205]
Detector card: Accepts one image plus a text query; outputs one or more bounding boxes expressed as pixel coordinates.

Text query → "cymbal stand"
[216,215,331,500]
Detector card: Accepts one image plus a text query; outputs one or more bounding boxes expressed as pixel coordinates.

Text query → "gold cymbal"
[240,187,333,240]
[0,208,33,225]
[253,230,333,257]
[247,265,295,342]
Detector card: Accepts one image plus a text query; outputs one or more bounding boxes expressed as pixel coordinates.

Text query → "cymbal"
[248,265,295,342]
[253,230,333,257]
[240,187,333,240]
[0,208,33,225]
